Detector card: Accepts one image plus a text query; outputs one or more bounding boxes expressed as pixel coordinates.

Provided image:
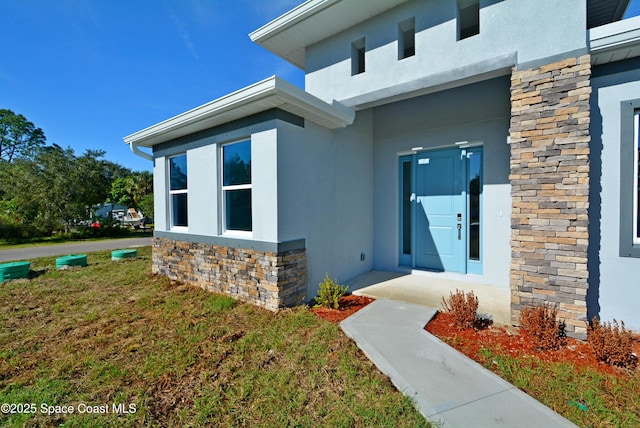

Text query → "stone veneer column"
[152,237,307,311]
[509,55,591,339]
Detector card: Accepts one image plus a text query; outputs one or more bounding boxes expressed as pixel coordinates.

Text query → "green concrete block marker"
[111,249,138,261]
[0,261,31,282]
[56,254,88,269]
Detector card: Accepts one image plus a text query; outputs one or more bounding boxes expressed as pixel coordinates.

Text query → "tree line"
[0,109,153,239]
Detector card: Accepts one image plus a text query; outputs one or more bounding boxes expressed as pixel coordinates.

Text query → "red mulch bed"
[311,297,639,376]
[310,294,375,323]
[426,311,640,376]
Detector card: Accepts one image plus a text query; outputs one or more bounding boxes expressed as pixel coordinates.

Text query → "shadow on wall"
[305,0,506,73]
[587,77,603,323]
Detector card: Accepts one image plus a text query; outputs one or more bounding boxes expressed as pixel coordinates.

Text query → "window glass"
[399,18,416,59]
[635,113,640,241]
[170,154,187,190]
[458,0,479,40]
[402,161,412,255]
[468,152,481,260]
[222,140,252,233]
[225,189,252,232]
[351,38,365,75]
[223,140,251,186]
[172,193,188,227]
[169,154,188,228]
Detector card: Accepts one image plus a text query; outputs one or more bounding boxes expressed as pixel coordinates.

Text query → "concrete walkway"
[0,237,152,262]
[341,299,577,427]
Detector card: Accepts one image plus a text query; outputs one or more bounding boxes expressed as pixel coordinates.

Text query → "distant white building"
[126,0,640,338]
[94,203,128,219]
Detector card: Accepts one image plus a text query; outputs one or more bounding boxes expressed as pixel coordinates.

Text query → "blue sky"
[0,0,304,172]
[1,0,640,173]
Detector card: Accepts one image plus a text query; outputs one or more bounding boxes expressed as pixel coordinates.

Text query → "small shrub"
[519,302,566,350]
[588,317,637,369]
[315,273,348,309]
[441,289,478,330]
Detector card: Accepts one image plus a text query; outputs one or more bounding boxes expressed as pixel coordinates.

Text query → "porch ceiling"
[587,0,631,29]
[123,76,355,148]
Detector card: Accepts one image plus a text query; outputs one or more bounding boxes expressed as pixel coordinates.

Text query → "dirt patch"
[310,294,375,323]
[426,311,640,376]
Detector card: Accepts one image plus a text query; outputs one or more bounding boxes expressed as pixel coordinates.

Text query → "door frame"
[398,146,483,274]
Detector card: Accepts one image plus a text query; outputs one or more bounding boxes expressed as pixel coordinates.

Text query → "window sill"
[222,230,253,239]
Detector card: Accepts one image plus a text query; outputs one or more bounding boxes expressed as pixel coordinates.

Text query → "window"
[169,154,188,228]
[458,0,479,40]
[398,18,416,59]
[634,112,640,244]
[222,140,252,233]
[467,150,482,261]
[401,158,412,255]
[619,100,640,257]
[351,38,365,75]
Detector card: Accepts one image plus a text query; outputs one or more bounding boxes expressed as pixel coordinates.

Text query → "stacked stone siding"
[509,55,591,339]
[152,237,307,311]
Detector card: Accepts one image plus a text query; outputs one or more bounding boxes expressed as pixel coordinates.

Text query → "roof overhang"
[123,76,355,148]
[590,15,640,65]
[249,0,409,69]
[587,0,631,28]
[253,0,631,69]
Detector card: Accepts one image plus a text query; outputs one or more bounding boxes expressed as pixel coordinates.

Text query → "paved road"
[0,237,152,262]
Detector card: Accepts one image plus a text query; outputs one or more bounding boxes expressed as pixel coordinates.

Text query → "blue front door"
[415,148,466,272]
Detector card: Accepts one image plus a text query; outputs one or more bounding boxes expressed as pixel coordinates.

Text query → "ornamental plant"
[315,273,349,309]
[441,289,479,330]
[519,302,566,350]
[588,317,637,369]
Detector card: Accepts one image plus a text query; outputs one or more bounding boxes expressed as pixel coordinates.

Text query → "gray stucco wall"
[305,0,587,107]
[372,76,512,287]
[153,156,167,231]
[152,119,283,240]
[276,113,375,298]
[590,60,640,331]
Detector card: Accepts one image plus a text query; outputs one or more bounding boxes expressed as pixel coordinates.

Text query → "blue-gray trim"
[154,230,306,253]
[516,48,589,71]
[153,109,304,157]
[592,56,640,79]
[619,99,640,257]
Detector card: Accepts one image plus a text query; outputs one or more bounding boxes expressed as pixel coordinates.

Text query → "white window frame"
[168,153,188,231]
[634,112,640,244]
[221,140,252,237]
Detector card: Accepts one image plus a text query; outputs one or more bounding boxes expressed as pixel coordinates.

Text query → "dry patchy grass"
[0,247,429,427]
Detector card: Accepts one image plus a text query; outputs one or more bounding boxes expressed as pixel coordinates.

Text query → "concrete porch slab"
[346,270,511,325]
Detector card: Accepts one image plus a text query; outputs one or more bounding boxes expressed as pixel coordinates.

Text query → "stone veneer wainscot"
[510,55,591,339]
[152,235,307,311]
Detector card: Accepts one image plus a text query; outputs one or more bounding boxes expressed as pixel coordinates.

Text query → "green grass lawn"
[0,247,430,427]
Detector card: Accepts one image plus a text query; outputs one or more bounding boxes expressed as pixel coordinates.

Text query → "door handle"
[457,223,462,240]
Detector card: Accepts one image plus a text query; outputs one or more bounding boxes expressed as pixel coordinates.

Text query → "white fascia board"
[249,0,408,69]
[249,0,339,44]
[123,76,354,148]
[272,76,355,127]
[590,15,640,59]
